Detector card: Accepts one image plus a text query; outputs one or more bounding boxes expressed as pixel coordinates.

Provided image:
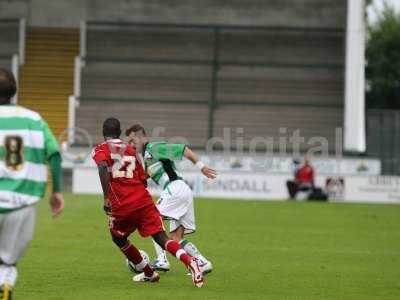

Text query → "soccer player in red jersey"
[92,118,204,287]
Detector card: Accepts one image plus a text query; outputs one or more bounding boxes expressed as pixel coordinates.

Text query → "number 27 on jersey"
[110,154,136,178]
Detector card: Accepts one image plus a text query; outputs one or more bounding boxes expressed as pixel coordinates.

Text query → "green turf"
[15,194,400,300]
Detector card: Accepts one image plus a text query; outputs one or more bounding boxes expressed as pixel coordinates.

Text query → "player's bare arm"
[97,161,111,213]
[183,147,217,179]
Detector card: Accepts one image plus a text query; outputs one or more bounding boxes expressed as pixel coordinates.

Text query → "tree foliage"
[366,3,400,109]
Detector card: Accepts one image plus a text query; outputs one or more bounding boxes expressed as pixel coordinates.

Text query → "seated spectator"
[286,157,315,200]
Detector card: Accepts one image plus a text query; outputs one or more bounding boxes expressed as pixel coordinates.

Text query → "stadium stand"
[18,28,79,137]
[81,62,212,101]
[77,100,209,146]
[77,23,344,151]
[86,26,214,61]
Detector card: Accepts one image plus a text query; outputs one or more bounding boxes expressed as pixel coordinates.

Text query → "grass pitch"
[16,194,400,300]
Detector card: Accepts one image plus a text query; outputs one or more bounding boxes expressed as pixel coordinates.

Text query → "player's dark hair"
[103,117,122,138]
[0,68,17,104]
[125,123,146,136]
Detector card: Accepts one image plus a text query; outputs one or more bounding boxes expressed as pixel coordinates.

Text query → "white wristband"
[195,161,205,170]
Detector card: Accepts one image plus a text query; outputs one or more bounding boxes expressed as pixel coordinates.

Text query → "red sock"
[121,243,153,277]
[165,240,192,267]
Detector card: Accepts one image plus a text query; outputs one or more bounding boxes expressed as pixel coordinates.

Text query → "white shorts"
[0,206,36,265]
[157,180,195,234]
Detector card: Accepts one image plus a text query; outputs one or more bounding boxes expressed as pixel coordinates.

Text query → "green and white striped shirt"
[0,105,60,213]
[144,142,185,189]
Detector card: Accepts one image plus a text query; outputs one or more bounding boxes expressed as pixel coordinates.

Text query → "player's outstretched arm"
[183,147,217,179]
[97,161,111,213]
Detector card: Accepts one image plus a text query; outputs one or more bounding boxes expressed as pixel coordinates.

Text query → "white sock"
[0,265,17,287]
[152,239,168,262]
[135,258,147,272]
[180,240,208,263]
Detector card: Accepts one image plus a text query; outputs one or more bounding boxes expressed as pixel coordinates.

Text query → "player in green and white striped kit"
[126,124,217,275]
[0,69,64,300]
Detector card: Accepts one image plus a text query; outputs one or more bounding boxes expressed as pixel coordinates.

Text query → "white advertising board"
[180,172,289,200]
[72,168,400,204]
[344,176,400,204]
[72,167,289,200]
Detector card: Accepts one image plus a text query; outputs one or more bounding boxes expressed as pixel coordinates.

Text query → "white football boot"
[187,258,213,276]
[188,258,204,288]
[199,259,213,275]
[151,257,170,272]
[133,271,160,283]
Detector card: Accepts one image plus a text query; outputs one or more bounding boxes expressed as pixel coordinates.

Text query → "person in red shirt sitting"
[287,157,315,200]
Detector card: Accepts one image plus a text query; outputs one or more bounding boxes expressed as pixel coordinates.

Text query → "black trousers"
[286,180,298,199]
[286,181,313,199]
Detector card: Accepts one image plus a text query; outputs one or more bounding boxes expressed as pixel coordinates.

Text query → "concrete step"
[20,75,74,81]
[28,28,78,35]
[23,54,76,60]
[27,44,77,50]
[23,63,74,69]
[20,83,74,88]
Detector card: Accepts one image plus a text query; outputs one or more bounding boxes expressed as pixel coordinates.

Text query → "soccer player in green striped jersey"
[0,68,64,300]
[126,124,217,275]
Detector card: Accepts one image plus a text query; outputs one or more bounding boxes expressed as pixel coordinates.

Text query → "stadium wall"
[0,0,347,28]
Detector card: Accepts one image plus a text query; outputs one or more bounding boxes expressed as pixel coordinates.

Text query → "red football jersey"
[92,139,153,216]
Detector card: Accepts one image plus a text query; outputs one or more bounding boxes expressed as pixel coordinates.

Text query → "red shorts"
[109,204,164,239]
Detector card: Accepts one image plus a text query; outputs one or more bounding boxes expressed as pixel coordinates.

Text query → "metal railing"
[366,109,400,175]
